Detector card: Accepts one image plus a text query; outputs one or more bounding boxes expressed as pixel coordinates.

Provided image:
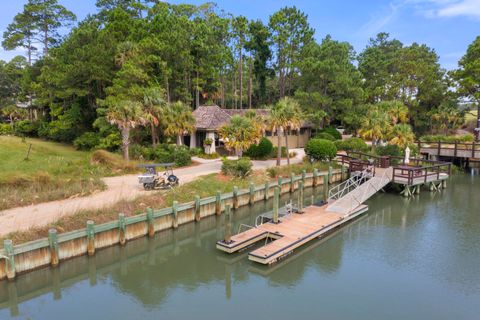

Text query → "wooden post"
[86,220,95,256]
[264,181,269,200]
[298,181,304,213]
[48,229,59,267]
[3,239,15,280]
[289,173,295,192]
[224,204,232,243]
[172,201,179,228]
[323,174,329,202]
[233,187,239,209]
[215,191,222,215]
[454,141,458,157]
[301,170,306,183]
[442,180,447,189]
[146,208,155,237]
[472,142,476,158]
[328,166,333,183]
[249,182,255,205]
[341,166,347,181]
[277,176,283,191]
[118,213,126,245]
[273,186,279,224]
[194,195,201,222]
[313,168,318,187]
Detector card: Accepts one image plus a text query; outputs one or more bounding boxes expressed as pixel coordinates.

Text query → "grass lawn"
[0,136,137,210]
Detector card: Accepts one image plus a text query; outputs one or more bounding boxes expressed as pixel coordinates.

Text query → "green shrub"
[335,137,369,152]
[419,134,475,143]
[189,147,203,156]
[271,146,289,158]
[73,132,100,150]
[0,124,13,135]
[305,138,337,161]
[315,132,336,141]
[375,144,403,157]
[15,120,38,137]
[96,133,122,151]
[221,157,252,177]
[245,137,274,159]
[129,144,153,160]
[318,127,341,140]
[151,144,192,167]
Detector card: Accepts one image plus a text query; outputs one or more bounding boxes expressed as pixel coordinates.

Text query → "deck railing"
[417,141,480,158]
[392,162,451,185]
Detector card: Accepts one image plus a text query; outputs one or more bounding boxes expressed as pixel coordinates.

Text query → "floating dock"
[216,202,367,264]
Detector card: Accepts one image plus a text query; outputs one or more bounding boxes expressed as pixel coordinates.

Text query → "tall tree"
[2,11,37,65]
[269,6,314,97]
[296,35,364,130]
[276,97,302,165]
[29,0,76,56]
[245,20,272,106]
[453,36,480,140]
[232,16,248,109]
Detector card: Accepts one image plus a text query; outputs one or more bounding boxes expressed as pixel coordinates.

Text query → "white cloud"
[415,0,480,19]
[357,1,405,37]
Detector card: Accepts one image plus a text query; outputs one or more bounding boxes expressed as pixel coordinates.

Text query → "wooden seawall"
[0,168,345,281]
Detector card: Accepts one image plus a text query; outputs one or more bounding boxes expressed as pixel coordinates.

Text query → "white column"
[206,131,216,154]
[190,130,196,149]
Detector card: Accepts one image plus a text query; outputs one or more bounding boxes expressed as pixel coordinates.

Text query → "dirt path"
[0,150,304,236]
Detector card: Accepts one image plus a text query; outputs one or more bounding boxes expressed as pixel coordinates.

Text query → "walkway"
[0,149,305,236]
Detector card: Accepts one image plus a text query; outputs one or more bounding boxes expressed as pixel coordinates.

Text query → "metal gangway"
[326,168,393,214]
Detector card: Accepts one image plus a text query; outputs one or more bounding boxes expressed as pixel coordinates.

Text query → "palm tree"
[380,100,408,124]
[142,87,166,146]
[277,97,302,165]
[268,98,303,166]
[268,104,286,166]
[389,124,415,149]
[105,99,145,161]
[164,101,195,145]
[1,105,24,129]
[359,108,391,146]
[219,115,260,156]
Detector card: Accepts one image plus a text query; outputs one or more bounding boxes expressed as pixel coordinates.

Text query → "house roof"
[193,105,269,130]
[192,105,311,130]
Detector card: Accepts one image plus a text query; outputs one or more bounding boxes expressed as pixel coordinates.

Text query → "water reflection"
[1,176,479,319]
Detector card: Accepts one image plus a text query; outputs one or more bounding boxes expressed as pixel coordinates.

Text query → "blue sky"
[1,0,479,70]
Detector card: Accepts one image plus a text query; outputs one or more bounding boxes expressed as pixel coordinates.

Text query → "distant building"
[189,105,311,154]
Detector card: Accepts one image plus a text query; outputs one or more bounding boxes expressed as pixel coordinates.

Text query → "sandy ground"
[0,149,304,236]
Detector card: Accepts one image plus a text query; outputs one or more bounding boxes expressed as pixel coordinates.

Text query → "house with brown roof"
[188,105,312,154]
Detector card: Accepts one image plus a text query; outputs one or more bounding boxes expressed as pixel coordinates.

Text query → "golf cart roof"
[137,163,175,168]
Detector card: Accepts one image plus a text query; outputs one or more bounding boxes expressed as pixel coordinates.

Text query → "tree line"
[1,0,479,153]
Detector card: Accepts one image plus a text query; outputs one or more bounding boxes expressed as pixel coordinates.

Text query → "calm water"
[1,174,479,320]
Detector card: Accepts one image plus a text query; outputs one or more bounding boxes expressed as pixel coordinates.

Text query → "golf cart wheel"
[143,183,154,190]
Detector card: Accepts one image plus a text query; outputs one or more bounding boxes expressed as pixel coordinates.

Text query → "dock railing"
[392,162,451,185]
[417,141,480,158]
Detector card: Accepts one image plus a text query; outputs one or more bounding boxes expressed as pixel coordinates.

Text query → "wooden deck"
[216,203,368,264]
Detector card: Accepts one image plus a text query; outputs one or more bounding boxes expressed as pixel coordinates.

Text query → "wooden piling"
[277,176,283,189]
[328,166,333,184]
[273,187,279,224]
[301,170,306,183]
[216,191,222,215]
[298,181,304,213]
[313,168,318,187]
[323,174,329,202]
[146,208,155,237]
[194,195,201,221]
[224,204,232,243]
[118,213,126,245]
[86,220,95,256]
[290,173,295,192]
[233,186,239,209]
[3,240,15,280]
[264,182,269,200]
[48,229,59,267]
[172,201,179,228]
[249,182,255,205]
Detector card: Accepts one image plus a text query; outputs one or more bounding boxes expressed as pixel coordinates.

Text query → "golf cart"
[138,163,179,190]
